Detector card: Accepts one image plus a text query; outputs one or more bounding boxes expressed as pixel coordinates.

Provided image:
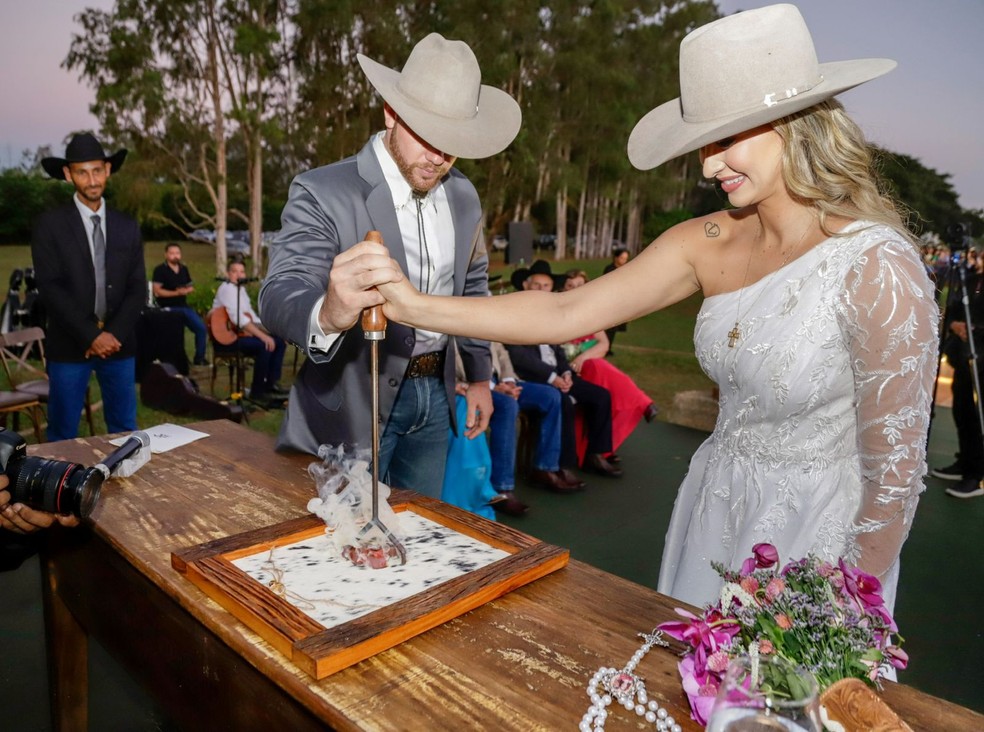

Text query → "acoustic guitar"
[207,307,239,346]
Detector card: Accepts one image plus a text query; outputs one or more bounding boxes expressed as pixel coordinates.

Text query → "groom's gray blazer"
[259,138,492,457]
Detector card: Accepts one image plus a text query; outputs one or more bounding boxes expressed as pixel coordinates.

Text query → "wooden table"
[37,420,983,731]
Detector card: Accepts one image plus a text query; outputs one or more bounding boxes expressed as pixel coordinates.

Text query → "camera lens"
[9,457,105,519]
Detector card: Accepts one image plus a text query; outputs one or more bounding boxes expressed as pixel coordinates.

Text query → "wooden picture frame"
[171,490,569,679]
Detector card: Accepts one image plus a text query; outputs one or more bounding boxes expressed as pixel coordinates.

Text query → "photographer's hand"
[0,487,80,535]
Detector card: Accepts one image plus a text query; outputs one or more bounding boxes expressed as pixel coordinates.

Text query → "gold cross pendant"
[728,323,740,348]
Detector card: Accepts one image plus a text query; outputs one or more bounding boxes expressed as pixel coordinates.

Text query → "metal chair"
[0,327,97,435]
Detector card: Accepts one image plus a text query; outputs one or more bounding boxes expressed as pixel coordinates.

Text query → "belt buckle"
[408,351,441,378]
[97,320,105,329]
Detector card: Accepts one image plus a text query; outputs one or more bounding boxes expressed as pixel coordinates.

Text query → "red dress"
[573,353,653,464]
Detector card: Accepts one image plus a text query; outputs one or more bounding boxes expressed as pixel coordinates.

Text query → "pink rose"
[758,639,775,655]
[774,613,793,630]
[764,577,785,602]
[740,576,760,595]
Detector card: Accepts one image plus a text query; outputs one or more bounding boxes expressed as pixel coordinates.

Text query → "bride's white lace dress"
[658,222,939,609]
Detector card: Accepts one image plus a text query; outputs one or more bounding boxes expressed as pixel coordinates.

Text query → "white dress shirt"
[213,281,260,329]
[307,131,456,356]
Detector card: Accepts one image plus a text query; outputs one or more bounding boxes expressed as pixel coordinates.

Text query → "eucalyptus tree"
[290,0,411,168]
[66,0,294,275]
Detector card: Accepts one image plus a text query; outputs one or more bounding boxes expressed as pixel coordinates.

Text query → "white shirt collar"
[73,193,105,223]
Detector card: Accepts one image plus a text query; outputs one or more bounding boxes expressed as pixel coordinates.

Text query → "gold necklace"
[727,219,814,348]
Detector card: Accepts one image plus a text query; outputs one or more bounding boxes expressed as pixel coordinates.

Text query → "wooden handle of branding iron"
[361,230,387,337]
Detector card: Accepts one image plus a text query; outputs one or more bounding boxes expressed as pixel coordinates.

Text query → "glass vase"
[705,653,822,732]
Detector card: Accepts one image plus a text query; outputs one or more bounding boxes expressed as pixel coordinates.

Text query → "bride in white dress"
[366,5,939,609]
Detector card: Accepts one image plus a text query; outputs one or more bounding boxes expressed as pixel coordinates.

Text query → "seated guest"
[445,343,582,518]
[152,242,208,365]
[212,259,287,407]
[507,261,621,478]
[1,477,79,572]
[563,270,658,464]
[487,342,584,513]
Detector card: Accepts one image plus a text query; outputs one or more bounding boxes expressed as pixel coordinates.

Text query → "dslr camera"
[944,222,973,251]
[0,429,105,519]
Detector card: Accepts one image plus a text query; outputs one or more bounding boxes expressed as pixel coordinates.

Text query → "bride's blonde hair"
[773,99,915,245]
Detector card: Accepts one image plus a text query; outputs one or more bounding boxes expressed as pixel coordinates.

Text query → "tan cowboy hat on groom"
[628,3,896,170]
[358,33,521,160]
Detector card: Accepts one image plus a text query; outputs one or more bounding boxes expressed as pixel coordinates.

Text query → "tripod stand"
[928,247,984,495]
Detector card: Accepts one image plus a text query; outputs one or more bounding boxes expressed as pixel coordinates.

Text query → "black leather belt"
[406,351,445,378]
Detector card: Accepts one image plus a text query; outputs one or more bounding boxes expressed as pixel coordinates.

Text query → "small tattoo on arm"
[704,222,720,238]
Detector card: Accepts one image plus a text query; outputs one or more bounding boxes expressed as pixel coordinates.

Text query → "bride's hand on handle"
[318,239,406,334]
[377,275,421,325]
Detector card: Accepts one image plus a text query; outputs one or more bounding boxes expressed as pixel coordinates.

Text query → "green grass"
[0,243,712,443]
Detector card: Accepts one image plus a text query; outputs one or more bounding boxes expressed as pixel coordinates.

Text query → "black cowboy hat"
[510,259,566,292]
[41,133,127,180]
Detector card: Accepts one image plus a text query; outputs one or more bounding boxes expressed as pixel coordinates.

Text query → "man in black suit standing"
[33,133,146,440]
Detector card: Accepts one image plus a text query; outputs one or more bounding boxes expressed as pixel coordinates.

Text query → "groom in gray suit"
[259,33,521,497]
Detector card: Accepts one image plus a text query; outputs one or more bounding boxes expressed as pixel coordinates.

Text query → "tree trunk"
[249,135,263,277]
[207,6,228,276]
[555,185,568,260]
[574,172,588,260]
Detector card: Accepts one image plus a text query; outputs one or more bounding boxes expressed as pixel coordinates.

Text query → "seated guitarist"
[211,258,287,406]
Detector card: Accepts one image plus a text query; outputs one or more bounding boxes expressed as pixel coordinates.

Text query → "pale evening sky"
[1,0,981,211]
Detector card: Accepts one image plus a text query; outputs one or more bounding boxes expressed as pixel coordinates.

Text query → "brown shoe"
[530,469,583,493]
[489,491,529,516]
[584,453,623,478]
[557,468,586,490]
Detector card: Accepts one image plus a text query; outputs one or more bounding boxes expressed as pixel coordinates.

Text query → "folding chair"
[0,390,43,442]
[0,327,97,435]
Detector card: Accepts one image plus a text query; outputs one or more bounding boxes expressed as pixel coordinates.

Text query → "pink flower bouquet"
[659,544,907,725]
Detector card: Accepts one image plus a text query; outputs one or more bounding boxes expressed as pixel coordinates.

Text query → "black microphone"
[97,432,151,477]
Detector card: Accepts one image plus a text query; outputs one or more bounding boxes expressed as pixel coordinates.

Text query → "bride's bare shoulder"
[651,208,754,253]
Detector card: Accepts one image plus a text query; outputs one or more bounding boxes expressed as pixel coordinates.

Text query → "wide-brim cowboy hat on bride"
[41,132,127,180]
[358,33,521,160]
[627,3,896,170]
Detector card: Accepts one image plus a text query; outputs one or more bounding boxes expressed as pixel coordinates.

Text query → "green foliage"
[0,170,74,243]
[53,0,982,262]
[645,208,696,239]
[875,147,969,238]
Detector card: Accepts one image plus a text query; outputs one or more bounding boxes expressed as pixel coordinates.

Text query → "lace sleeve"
[838,234,939,578]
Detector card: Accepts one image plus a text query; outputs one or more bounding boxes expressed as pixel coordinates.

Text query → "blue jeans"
[47,357,137,441]
[378,375,449,498]
[488,381,562,492]
[169,306,207,362]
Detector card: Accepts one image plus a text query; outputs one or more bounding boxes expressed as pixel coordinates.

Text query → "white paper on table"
[109,423,209,454]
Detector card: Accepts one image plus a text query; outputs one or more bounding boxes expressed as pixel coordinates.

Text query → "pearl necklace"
[580,629,681,732]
